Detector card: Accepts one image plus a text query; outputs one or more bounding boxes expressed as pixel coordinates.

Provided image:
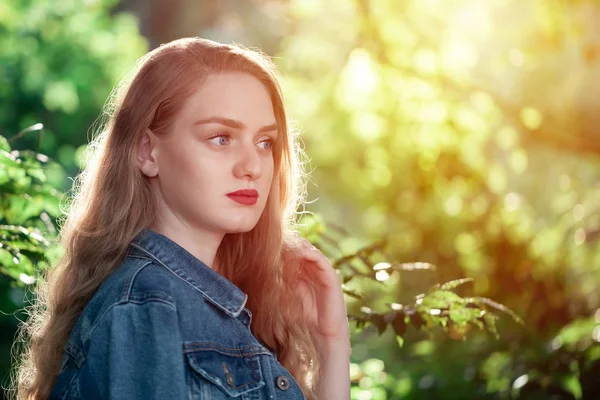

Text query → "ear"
[137,129,159,178]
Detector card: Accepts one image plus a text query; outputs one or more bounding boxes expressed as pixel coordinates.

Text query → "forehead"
[181,71,275,124]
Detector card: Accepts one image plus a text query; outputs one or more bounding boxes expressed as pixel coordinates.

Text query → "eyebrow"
[194,117,278,134]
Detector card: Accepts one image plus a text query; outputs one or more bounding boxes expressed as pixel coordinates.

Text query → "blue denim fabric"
[49,228,306,399]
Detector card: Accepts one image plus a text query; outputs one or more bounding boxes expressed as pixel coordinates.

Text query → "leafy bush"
[0,128,63,286]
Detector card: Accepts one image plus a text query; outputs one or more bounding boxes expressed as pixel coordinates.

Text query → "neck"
[151,217,224,269]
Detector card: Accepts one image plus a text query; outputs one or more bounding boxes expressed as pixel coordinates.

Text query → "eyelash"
[207,134,275,150]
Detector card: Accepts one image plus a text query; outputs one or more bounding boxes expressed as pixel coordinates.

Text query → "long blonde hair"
[12,37,320,399]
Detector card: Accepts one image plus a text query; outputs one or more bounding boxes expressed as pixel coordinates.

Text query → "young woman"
[14,37,351,399]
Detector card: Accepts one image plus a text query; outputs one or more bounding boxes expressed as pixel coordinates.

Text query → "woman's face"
[142,72,277,235]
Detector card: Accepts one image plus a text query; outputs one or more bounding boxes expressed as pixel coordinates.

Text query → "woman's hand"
[285,234,352,399]
[287,235,350,351]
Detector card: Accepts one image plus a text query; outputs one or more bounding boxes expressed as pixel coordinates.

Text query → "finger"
[300,260,335,288]
[297,276,318,305]
[301,250,332,267]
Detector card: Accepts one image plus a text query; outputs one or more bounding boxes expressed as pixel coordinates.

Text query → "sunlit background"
[2,0,600,399]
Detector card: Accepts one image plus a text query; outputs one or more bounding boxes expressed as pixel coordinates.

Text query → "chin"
[222,220,260,234]
[225,226,257,234]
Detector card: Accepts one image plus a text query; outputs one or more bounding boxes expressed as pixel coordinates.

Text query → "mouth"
[226,189,259,205]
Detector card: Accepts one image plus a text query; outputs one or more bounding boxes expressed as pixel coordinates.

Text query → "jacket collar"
[129,228,248,318]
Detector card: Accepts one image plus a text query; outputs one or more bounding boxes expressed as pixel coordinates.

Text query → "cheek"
[264,160,275,190]
[159,143,213,188]
[160,145,192,177]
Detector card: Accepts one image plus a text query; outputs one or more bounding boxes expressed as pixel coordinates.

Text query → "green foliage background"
[2,0,600,399]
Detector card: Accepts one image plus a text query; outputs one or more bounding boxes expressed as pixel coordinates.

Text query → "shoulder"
[92,252,187,311]
[120,257,185,308]
[85,262,183,343]
[63,257,184,358]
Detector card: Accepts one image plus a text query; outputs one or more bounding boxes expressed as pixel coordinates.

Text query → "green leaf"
[0,165,9,185]
[0,247,15,268]
[396,336,404,348]
[480,352,511,393]
[412,340,435,356]
[0,135,10,152]
[468,297,524,325]
[440,277,474,291]
[26,167,46,182]
[555,317,597,347]
[449,303,484,326]
[585,346,600,369]
[421,290,464,309]
[482,313,500,339]
[0,150,20,168]
[559,375,582,399]
[13,252,35,275]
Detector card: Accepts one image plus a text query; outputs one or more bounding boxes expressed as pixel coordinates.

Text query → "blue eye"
[208,134,230,146]
[207,134,274,150]
[259,139,274,150]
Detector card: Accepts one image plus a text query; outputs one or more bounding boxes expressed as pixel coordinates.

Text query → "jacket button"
[276,375,290,391]
[226,373,235,387]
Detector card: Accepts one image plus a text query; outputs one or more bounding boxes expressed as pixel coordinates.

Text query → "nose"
[233,145,262,180]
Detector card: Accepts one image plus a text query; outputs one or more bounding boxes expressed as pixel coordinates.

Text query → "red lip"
[227,189,258,197]
[226,189,258,205]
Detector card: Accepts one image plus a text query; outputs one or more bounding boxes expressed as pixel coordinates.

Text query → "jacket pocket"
[184,343,266,398]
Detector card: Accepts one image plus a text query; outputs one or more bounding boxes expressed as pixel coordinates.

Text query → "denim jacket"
[49,228,306,399]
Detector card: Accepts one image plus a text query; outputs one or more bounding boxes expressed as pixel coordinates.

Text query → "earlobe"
[137,129,159,178]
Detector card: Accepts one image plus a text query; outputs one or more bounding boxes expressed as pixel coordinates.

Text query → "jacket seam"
[126,254,153,261]
[89,296,177,339]
[128,242,238,316]
[68,299,178,369]
[120,259,153,301]
[64,365,81,400]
